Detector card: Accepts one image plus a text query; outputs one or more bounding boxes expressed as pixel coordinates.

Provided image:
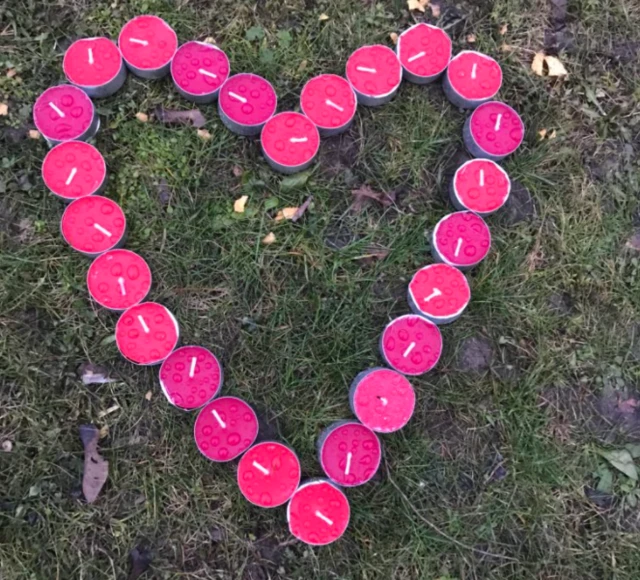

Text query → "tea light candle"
[194,396,259,462]
[87,249,152,311]
[118,15,178,79]
[287,479,350,545]
[443,51,502,109]
[450,158,511,215]
[33,84,99,146]
[63,37,127,98]
[260,112,320,174]
[431,211,491,269]
[159,345,223,410]
[317,421,381,487]
[408,263,470,324]
[42,141,106,200]
[380,314,443,376]
[171,41,230,103]
[396,23,452,84]
[463,101,525,161]
[299,74,357,136]
[237,441,301,508]
[349,368,415,433]
[60,195,126,257]
[345,45,402,106]
[115,302,179,365]
[218,73,277,136]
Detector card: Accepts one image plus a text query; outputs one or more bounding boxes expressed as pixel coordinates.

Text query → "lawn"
[2,0,640,578]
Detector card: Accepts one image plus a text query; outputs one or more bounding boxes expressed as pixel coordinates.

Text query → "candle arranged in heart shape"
[346,44,402,106]
[431,211,492,269]
[218,73,277,136]
[42,141,106,200]
[115,302,179,365]
[63,37,127,98]
[317,421,381,487]
[159,345,223,410]
[171,41,230,103]
[450,158,511,215]
[87,249,152,311]
[33,84,99,146]
[287,480,350,546]
[60,195,126,256]
[260,112,320,174]
[349,368,415,433]
[464,101,525,161]
[300,74,357,136]
[396,23,452,84]
[408,263,471,324]
[237,441,301,508]
[380,314,443,375]
[443,51,502,109]
[194,396,259,462]
[118,15,177,79]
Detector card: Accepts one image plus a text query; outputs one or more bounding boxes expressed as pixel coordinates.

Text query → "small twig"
[292,195,314,222]
[386,468,519,563]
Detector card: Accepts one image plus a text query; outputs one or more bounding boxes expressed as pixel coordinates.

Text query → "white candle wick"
[65,167,77,186]
[252,460,270,476]
[49,102,65,118]
[189,356,197,378]
[356,66,377,73]
[325,99,344,112]
[407,51,426,63]
[289,137,308,143]
[137,315,150,334]
[379,396,388,406]
[403,342,416,358]
[228,91,247,103]
[494,114,502,132]
[345,452,352,476]
[88,47,94,65]
[129,38,149,46]
[198,68,217,79]
[471,63,478,79]
[93,223,112,237]
[423,288,442,302]
[117,277,126,296]
[454,237,464,257]
[314,510,334,526]
[479,169,485,187]
[212,409,226,429]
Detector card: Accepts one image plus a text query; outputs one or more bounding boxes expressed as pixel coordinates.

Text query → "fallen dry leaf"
[407,0,429,12]
[78,362,116,385]
[28,129,41,140]
[99,425,109,439]
[262,232,276,245]
[275,207,299,221]
[430,3,441,17]
[545,55,568,76]
[197,128,212,140]
[145,390,152,401]
[548,129,557,139]
[355,245,390,266]
[389,32,398,45]
[155,106,206,128]
[351,185,396,213]
[79,424,109,503]
[466,33,476,43]
[319,13,329,21]
[297,60,308,74]
[234,195,248,213]
[6,68,17,78]
[292,195,314,222]
[0,103,8,116]
[135,112,149,123]
[538,128,548,140]
[203,36,216,45]
[500,23,508,35]
[501,43,515,52]
[531,52,545,76]
[2,440,12,452]
[232,165,243,177]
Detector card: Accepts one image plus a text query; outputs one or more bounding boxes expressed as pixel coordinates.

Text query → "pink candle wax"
[431,211,492,269]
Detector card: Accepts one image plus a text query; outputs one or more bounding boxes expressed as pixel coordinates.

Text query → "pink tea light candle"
[451,158,511,215]
[287,479,350,546]
[300,74,357,136]
[87,249,152,311]
[317,420,382,487]
[396,23,452,84]
[464,101,525,161]
[349,368,415,433]
[118,15,178,79]
[218,73,277,136]
[33,85,99,146]
[260,112,320,174]
[171,41,230,103]
[431,211,492,270]
[42,141,106,201]
[194,396,259,462]
[346,45,402,106]
[115,302,179,365]
[159,345,223,410]
[408,263,471,324]
[443,51,502,109]
[60,195,126,257]
[63,37,127,98]
[237,441,301,508]
[380,314,443,375]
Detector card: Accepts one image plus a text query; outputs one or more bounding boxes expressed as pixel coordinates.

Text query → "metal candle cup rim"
[407,264,471,322]
[33,84,96,143]
[218,73,278,128]
[299,74,357,131]
[451,158,511,214]
[170,41,229,97]
[346,44,403,99]
[445,50,502,101]
[431,212,492,268]
[467,101,524,158]
[396,23,452,79]
[117,15,178,73]
[63,37,125,89]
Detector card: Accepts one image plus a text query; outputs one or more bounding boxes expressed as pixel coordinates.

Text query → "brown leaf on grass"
[234,195,248,213]
[2,440,13,452]
[275,207,299,221]
[0,103,8,116]
[197,128,212,140]
[532,52,568,77]
[389,32,398,45]
[28,129,41,140]
[291,195,314,222]
[79,424,108,503]
[232,165,243,177]
[128,545,153,580]
[355,245,390,266]
[135,112,149,123]
[155,106,206,128]
[319,13,329,21]
[6,68,17,78]
[499,23,509,35]
[78,362,116,385]
[144,390,153,401]
[203,37,216,45]
[531,52,545,75]
[407,0,429,12]
[466,34,476,43]
[262,232,276,245]
[351,185,396,213]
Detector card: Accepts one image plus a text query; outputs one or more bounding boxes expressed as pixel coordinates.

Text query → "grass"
[2,0,640,577]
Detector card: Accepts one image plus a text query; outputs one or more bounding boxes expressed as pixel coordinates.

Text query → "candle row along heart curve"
[32,14,525,546]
